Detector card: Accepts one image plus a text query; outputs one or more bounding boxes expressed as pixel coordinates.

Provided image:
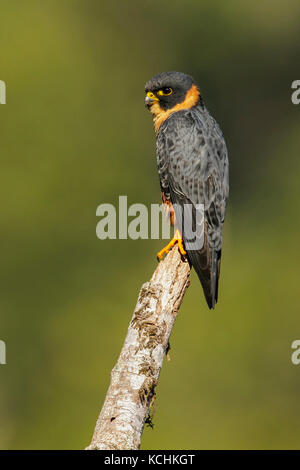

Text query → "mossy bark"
[86,247,190,450]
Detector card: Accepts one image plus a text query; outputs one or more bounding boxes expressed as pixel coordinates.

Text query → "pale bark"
[86,246,191,450]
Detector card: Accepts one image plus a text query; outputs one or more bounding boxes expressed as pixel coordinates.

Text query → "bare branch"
[86,247,191,450]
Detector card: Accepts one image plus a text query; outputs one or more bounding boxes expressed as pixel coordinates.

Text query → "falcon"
[145,71,229,309]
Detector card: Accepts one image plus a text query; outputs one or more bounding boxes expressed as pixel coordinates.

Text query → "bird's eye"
[157,87,173,96]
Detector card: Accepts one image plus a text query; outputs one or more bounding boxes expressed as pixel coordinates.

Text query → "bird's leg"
[157,229,187,260]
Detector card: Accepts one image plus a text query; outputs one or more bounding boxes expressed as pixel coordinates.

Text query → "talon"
[157,229,186,260]
[157,238,176,260]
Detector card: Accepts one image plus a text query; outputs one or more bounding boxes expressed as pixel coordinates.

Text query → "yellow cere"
[146,91,159,101]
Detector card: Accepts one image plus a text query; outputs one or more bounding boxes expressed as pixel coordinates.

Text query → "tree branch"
[86,246,191,450]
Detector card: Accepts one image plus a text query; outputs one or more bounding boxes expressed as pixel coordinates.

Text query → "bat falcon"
[145,71,229,309]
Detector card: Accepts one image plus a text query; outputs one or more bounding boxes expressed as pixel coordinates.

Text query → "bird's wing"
[156,108,229,308]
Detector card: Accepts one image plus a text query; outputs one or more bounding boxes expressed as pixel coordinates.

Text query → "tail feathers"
[168,189,222,309]
[187,246,221,310]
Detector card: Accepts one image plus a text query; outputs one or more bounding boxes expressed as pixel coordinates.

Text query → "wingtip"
[206,295,218,310]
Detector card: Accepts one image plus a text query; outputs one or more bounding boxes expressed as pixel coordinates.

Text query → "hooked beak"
[145,91,159,108]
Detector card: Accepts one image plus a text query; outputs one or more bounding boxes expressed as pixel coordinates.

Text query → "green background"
[1,0,300,449]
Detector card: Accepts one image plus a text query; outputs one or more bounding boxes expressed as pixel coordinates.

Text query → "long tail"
[169,189,222,309]
[186,243,221,309]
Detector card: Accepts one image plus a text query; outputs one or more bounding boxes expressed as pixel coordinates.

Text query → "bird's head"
[144,71,201,131]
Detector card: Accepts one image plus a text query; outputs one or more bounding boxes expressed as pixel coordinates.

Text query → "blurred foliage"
[0,0,300,449]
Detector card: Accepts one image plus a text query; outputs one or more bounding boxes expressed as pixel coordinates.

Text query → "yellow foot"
[157,229,186,260]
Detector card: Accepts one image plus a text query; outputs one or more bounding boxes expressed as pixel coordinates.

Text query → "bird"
[145,71,229,309]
